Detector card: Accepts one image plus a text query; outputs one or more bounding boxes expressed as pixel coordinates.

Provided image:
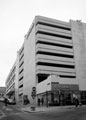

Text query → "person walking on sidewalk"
[38,98,40,106]
[75,98,79,107]
[4,97,8,107]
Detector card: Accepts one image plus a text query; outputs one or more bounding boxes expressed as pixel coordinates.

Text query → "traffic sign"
[31,87,36,99]
[32,87,36,91]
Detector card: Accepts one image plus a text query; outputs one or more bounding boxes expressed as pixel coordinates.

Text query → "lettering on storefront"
[52,83,79,91]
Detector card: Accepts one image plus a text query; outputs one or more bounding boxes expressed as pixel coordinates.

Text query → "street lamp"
[46,91,48,107]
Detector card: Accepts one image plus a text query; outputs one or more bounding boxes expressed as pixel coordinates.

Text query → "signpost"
[31,87,36,99]
[31,87,36,111]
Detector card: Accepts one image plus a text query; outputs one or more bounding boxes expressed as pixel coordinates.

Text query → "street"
[0,101,24,119]
[0,102,86,120]
[35,106,86,120]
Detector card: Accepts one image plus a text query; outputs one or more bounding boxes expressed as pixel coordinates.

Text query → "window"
[37,74,49,83]
[19,69,24,74]
[19,76,23,81]
[36,40,73,49]
[36,51,74,58]
[36,21,71,31]
[37,62,75,69]
[19,84,23,88]
[36,31,72,39]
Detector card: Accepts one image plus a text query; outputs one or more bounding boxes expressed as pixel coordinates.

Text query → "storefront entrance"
[37,91,75,106]
[37,83,79,106]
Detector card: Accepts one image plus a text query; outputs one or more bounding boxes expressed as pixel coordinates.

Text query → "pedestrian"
[38,98,40,106]
[4,97,8,107]
[75,98,79,107]
[41,98,44,106]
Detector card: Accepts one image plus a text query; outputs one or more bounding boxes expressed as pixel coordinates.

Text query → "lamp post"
[31,87,36,111]
[46,91,48,107]
[59,90,62,106]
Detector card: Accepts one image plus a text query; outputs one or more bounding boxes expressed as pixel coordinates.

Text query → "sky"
[0,0,86,87]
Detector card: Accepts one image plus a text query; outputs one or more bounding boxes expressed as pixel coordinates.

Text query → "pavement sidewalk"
[20,105,75,113]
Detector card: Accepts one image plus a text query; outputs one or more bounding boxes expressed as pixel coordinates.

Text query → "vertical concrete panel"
[24,23,36,103]
[15,53,19,103]
[71,20,86,90]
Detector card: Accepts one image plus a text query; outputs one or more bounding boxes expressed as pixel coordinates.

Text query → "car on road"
[0,97,4,102]
[7,98,16,105]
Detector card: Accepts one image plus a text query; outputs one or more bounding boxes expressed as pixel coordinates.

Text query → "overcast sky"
[0,0,86,87]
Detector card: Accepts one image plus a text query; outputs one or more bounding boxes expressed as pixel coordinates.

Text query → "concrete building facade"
[6,61,17,100]
[0,87,6,99]
[5,16,86,105]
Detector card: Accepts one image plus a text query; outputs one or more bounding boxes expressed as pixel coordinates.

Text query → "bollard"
[30,106,35,111]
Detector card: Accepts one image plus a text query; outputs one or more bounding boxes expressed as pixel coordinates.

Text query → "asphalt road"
[0,102,86,120]
[34,106,86,120]
[0,101,22,119]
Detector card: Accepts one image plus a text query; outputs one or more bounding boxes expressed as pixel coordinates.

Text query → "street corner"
[5,107,13,111]
[0,110,6,119]
[2,106,13,111]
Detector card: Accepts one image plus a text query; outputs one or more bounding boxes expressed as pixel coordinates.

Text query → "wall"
[36,76,51,94]
[71,20,86,90]
[35,16,76,79]
[15,53,19,103]
[23,22,36,103]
